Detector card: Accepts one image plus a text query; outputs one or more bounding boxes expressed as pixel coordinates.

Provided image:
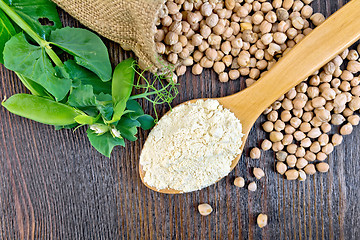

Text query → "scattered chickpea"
[248,181,257,192]
[250,147,261,159]
[234,177,245,188]
[253,168,265,179]
[198,203,213,216]
[257,214,268,228]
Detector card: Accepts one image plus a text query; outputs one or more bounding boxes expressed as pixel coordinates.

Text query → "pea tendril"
[130,64,179,121]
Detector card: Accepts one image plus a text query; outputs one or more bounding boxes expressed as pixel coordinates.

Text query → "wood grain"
[1,0,359,239]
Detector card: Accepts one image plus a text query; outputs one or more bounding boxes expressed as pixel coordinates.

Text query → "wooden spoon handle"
[229,0,360,118]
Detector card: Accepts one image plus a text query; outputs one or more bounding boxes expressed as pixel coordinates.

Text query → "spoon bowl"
[140,0,360,194]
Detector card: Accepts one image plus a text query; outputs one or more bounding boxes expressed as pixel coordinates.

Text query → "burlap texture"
[52,0,168,73]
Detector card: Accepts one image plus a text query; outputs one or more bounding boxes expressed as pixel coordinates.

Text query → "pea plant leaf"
[67,85,97,108]
[126,100,144,120]
[124,100,155,130]
[4,0,62,39]
[16,73,50,97]
[108,58,135,123]
[96,93,114,121]
[86,129,125,158]
[137,114,155,130]
[49,27,112,81]
[116,116,141,141]
[3,33,71,100]
[63,60,111,95]
[0,9,16,63]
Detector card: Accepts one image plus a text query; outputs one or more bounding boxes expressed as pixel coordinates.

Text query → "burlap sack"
[52,0,169,73]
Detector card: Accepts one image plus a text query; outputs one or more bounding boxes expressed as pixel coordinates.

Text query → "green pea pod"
[108,58,135,123]
[2,94,83,125]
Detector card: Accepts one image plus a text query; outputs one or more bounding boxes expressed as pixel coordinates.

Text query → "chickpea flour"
[140,99,244,192]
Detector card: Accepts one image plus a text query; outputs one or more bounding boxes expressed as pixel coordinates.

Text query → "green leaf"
[0,9,16,63]
[16,73,50,97]
[86,129,125,158]
[109,58,135,123]
[4,0,61,39]
[95,93,113,121]
[116,116,140,141]
[126,100,144,120]
[63,60,111,95]
[2,94,82,125]
[67,85,97,108]
[137,114,155,130]
[49,27,112,81]
[3,33,71,100]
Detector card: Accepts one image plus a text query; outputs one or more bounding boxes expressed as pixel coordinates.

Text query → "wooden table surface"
[1,0,360,239]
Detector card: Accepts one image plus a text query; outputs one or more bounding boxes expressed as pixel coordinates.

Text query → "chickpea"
[301,5,313,18]
[340,123,353,135]
[198,203,213,216]
[348,115,360,126]
[316,162,330,173]
[234,177,245,188]
[219,72,229,82]
[250,147,261,159]
[261,139,273,151]
[270,131,284,142]
[176,65,186,76]
[192,63,203,75]
[272,141,284,152]
[248,181,257,191]
[285,169,299,180]
[253,168,265,179]
[257,214,268,228]
[304,164,316,175]
[267,111,279,122]
[276,162,287,175]
[282,134,294,146]
[296,158,308,169]
[286,155,297,167]
[222,55,233,67]
[310,13,325,26]
[213,61,226,74]
[331,134,343,146]
[310,141,321,153]
[292,16,305,29]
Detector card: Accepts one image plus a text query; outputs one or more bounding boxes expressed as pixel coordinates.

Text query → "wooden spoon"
[140,0,360,194]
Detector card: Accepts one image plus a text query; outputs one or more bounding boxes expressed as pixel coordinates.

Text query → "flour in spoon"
[140,99,244,192]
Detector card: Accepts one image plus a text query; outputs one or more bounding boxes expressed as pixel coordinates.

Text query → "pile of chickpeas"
[252,46,360,180]
[156,0,360,182]
[155,0,324,82]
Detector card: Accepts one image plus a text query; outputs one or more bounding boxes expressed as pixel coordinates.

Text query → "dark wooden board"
[1,0,359,239]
